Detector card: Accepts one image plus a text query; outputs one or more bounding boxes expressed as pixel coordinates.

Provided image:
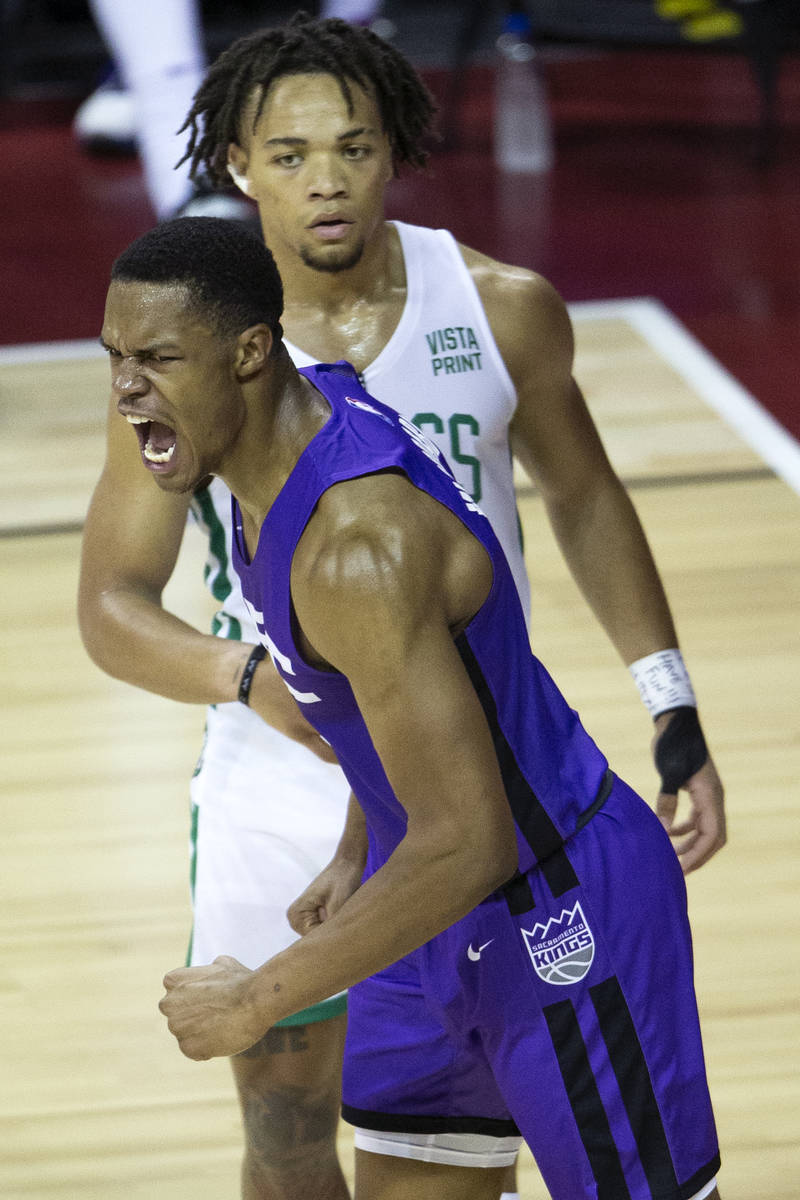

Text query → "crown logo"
[521,902,595,986]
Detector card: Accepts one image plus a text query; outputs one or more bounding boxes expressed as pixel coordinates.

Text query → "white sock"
[500,1193,520,1199]
[87,0,205,216]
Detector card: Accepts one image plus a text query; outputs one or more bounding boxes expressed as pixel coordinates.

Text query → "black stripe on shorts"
[341,1104,520,1137]
[589,976,680,1197]
[455,634,579,898]
[588,976,721,1197]
[543,997,632,1199]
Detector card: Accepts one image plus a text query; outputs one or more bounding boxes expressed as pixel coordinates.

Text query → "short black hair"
[111,217,284,342]
[179,11,437,186]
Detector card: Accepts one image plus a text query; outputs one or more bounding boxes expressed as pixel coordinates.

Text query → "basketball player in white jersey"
[78,13,726,1200]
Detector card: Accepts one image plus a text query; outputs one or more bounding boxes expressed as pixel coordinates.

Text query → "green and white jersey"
[189,221,527,640]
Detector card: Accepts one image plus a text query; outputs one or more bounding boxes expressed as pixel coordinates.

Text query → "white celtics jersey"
[189,220,527,640]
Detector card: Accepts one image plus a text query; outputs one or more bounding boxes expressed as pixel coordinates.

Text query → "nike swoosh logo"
[467,939,494,962]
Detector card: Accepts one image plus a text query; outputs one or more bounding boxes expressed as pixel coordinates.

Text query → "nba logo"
[521,902,595,986]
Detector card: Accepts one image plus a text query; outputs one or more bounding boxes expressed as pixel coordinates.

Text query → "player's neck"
[223,363,328,537]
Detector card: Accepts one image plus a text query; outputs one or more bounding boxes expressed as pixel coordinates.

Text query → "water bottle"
[494,9,554,173]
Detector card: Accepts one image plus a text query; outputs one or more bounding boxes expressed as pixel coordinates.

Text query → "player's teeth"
[126,414,149,424]
[144,441,175,463]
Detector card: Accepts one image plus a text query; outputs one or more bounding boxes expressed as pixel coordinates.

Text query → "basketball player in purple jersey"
[80,15,725,1199]
[101,216,724,1200]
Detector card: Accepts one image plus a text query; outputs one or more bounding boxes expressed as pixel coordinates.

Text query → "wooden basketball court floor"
[1,299,798,1198]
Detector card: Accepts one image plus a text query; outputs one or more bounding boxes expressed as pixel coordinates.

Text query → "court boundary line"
[0,338,104,364]
[569,296,800,496]
[1,467,778,540]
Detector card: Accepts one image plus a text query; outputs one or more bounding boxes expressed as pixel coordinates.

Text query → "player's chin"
[300,238,365,275]
[150,458,203,496]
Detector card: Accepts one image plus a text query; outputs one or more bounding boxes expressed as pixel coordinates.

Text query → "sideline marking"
[569,297,800,496]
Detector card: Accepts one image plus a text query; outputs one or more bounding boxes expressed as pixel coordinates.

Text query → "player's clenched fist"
[159,955,266,1060]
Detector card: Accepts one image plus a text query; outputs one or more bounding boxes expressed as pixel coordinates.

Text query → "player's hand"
[247,654,338,764]
[159,956,266,1061]
[287,857,364,935]
[652,709,726,874]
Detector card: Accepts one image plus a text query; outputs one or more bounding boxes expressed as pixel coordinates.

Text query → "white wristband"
[629,649,697,718]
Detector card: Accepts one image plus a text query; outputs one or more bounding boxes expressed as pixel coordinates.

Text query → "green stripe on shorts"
[185,800,200,967]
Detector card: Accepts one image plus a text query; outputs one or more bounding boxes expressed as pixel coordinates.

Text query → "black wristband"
[653,706,709,793]
[238,644,267,706]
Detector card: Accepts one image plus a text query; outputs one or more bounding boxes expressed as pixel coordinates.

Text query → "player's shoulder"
[291,474,443,662]
[457,242,561,308]
[455,242,573,371]
[295,473,424,594]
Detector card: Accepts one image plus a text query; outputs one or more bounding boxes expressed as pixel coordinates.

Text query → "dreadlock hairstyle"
[111,217,284,345]
[178,11,438,186]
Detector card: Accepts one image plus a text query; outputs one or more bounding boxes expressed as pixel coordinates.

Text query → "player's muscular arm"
[466,248,676,664]
[465,251,725,873]
[78,398,251,702]
[78,399,336,763]
[160,478,519,1058]
[288,477,518,944]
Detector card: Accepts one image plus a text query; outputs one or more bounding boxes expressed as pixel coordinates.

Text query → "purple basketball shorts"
[341,776,720,1200]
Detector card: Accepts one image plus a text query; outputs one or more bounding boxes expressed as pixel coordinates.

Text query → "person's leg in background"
[189,752,353,1199]
[77,0,248,220]
[77,0,250,219]
[231,1014,350,1200]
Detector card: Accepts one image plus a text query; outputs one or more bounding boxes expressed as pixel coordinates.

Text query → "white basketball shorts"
[188,700,351,1024]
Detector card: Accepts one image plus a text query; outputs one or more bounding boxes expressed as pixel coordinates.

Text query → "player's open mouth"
[126,413,177,465]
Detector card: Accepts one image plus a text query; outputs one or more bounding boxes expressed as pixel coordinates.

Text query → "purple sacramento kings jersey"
[232,361,608,886]
[231,362,720,1200]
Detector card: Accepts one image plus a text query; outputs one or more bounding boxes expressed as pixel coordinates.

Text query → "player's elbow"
[77,590,121,675]
[76,579,150,679]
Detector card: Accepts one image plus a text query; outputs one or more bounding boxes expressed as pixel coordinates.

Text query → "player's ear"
[235,325,273,379]
[227,143,253,197]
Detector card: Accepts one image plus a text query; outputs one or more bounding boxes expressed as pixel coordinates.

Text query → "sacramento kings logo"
[521,902,595,986]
